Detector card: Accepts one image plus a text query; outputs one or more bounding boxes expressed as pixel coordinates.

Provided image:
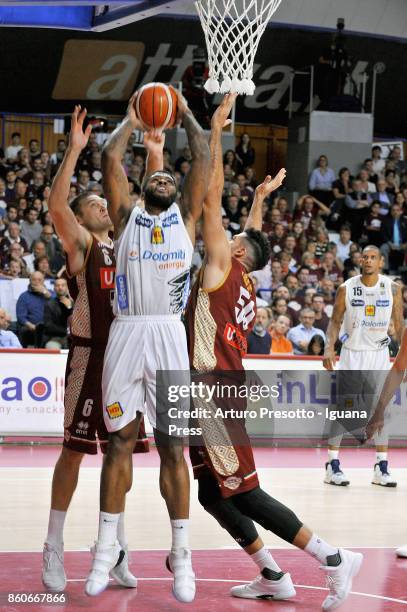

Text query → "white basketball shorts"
[102,315,190,432]
[338,346,390,371]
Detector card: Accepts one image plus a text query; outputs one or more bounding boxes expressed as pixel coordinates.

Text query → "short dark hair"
[244,228,270,272]
[11,132,21,139]
[340,224,351,232]
[69,190,94,216]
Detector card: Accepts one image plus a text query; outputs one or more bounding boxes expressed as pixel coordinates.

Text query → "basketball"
[134,83,178,130]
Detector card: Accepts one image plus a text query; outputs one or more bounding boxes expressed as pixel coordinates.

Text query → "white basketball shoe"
[231,571,296,600]
[372,460,397,487]
[85,540,122,596]
[396,545,407,558]
[320,548,363,610]
[166,548,196,603]
[324,460,350,486]
[42,542,66,592]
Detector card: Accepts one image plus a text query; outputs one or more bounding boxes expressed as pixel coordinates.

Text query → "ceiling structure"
[0,0,406,40]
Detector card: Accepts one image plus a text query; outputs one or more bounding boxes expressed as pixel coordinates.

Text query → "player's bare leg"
[155,432,195,603]
[86,415,141,596]
[43,447,84,591]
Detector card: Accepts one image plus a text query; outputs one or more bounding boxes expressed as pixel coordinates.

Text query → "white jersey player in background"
[85,91,210,601]
[323,245,403,487]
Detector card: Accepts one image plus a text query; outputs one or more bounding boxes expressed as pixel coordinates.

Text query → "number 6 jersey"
[341,274,393,351]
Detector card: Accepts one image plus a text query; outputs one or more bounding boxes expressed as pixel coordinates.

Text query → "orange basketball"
[134,83,178,130]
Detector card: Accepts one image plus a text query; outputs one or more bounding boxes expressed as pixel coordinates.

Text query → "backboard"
[0,1,184,30]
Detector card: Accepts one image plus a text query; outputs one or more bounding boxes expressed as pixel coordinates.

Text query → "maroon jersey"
[66,235,115,346]
[185,257,257,371]
[185,257,260,498]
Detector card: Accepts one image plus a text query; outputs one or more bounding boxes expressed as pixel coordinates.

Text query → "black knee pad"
[198,476,259,548]
[236,487,303,544]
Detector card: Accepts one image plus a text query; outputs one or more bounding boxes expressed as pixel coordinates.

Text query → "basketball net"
[195,0,282,95]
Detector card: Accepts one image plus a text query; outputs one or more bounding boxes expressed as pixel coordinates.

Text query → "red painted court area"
[1,549,407,611]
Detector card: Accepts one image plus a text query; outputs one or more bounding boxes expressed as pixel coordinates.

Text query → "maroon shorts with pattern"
[63,338,148,455]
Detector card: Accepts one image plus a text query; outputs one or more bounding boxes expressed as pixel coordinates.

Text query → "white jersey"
[341,274,393,351]
[114,203,193,316]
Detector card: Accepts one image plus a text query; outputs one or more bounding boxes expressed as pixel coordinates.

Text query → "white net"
[195,0,282,95]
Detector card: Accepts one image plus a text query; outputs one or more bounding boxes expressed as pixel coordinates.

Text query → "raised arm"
[202,94,237,268]
[48,106,91,276]
[143,130,165,177]
[244,169,286,231]
[323,284,346,370]
[173,88,210,245]
[102,94,142,236]
[391,281,404,343]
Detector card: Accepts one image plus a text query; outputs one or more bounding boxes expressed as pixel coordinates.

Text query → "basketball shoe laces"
[44,544,63,570]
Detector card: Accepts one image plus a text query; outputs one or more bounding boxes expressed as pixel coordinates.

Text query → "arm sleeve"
[308,170,317,191]
[10,332,22,348]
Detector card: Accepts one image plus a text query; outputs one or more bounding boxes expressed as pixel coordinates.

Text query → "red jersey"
[185,257,259,498]
[185,257,257,371]
[67,235,115,347]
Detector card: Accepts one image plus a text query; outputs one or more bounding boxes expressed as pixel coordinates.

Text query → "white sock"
[304,534,339,565]
[251,547,281,573]
[328,449,339,462]
[376,451,387,462]
[46,509,66,548]
[171,519,189,550]
[98,511,120,547]
[117,512,127,550]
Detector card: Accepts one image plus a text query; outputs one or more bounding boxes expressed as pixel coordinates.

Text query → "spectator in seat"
[50,139,67,172]
[16,271,51,347]
[23,239,47,274]
[40,224,64,273]
[388,145,407,177]
[0,222,29,263]
[384,169,399,197]
[363,201,383,246]
[334,225,353,263]
[20,207,43,249]
[235,133,255,172]
[343,248,362,280]
[223,149,238,174]
[363,158,379,186]
[287,308,326,355]
[317,251,343,286]
[0,258,24,279]
[0,307,21,348]
[319,278,336,317]
[307,334,325,356]
[5,132,23,163]
[372,178,394,216]
[308,155,335,204]
[5,170,17,202]
[371,145,385,177]
[270,315,292,354]
[358,169,376,194]
[311,294,329,334]
[380,203,407,272]
[247,307,272,354]
[43,278,73,349]
[28,138,41,162]
[34,255,55,279]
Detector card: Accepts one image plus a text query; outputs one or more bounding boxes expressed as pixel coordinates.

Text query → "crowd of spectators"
[0,126,406,355]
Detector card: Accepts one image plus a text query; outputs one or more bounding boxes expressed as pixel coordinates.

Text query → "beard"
[144,186,173,211]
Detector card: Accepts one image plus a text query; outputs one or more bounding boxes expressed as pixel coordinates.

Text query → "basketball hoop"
[195,0,282,95]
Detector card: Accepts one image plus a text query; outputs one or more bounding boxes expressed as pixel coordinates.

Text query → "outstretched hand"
[127,92,144,131]
[211,93,238,129]
[255,168,287,200]
[69,105,92,152]
[143,130,165,155]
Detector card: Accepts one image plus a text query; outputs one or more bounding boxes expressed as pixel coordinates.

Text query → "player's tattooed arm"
[48,105,91,273]
[391,282,404,343]
[323,284,346,370]
[245,169,286,231]
[174,87,210,245]
[102,94,143,236]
